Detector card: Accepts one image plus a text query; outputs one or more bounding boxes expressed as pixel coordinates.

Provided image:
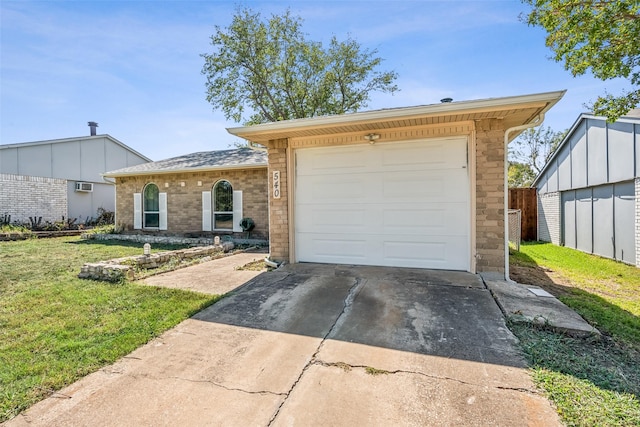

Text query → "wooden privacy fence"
[508,188,537,241]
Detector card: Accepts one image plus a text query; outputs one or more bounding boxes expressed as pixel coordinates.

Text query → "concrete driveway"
[9,263,560,426]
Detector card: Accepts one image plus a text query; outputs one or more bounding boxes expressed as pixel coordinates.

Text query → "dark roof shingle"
[104,148,267,177]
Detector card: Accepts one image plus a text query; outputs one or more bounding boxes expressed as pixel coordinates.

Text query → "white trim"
[227,91,566,138]
[202,191,212,231]
[232,190,243,232]
[468,132,477,274]
[159,192,167,230]
[133,193,142,230]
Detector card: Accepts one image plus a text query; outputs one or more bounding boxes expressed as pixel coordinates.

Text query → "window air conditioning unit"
[75,182,94,192]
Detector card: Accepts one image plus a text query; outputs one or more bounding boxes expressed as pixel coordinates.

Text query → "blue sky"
[0,0,630,160]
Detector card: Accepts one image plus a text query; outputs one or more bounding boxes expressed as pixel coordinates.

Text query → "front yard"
[510,242,640,426]
[0,237,220,422]
[3,237,639,425]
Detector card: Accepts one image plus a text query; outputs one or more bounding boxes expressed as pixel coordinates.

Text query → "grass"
[235,259,268,271]
[509,242,640,426]
[0,237,220,422]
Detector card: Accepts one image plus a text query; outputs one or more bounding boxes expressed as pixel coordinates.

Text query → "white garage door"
[295,137,470,270]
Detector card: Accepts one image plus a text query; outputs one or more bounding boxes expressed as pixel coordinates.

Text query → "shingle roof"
[103,147,267,177]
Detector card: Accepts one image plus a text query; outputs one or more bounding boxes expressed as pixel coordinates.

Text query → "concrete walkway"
[7,263,561,427]
[481,273,599,337]
[138,251,267,295]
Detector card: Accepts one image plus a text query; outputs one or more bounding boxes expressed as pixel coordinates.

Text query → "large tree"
[202,8,398,125]
[509,126,566,176]
[521,0,640,121]
[508,161,537,187]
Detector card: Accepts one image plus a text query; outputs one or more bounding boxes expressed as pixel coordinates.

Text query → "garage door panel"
[297,233,469,269]
[383,236,469,269]
[296,206,372,231]
[295,138,470,271]
[297,147,370,175]
[382,170,467,202]
[380,141,461,169]
[382,204,468,236]
[297,235,369,263]
[296,177,370,203]
[297,202,467,237]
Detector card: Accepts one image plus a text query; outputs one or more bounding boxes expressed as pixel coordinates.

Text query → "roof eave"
[227,90,567,142]
[0,134,153,163]
[103,162,268,178]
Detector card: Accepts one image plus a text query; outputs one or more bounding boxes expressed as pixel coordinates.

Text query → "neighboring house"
[228,91,565,277]
[0,123,150,224]
[534,110,640,267]
[103,148,269,240]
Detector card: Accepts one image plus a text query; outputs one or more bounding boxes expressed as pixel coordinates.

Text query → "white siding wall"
[0,136,149,223]
[0,173,67,223]
[538,191,561,244]
[636,178,640,267]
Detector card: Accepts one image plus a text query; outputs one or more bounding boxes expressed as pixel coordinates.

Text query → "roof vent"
[88,121,98,136]
[440,98,453,103]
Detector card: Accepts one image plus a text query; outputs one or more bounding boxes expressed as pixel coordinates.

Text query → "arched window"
[143,183,160,228]
[213,180,233,230]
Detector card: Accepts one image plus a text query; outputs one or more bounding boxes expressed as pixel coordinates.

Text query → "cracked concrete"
[7,262,561,426]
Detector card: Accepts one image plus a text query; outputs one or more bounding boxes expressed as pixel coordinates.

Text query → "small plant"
[235,260,267,271]
[86,225,117,235]
[28,216,42,229]
[1,213,10,226]
[239,217,255,239]
[365,366,390,376]
[95,207,115,226]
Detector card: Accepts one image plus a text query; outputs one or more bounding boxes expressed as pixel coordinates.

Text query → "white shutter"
[232,190,243,232]
[159,192,167,230]
[133,193,142,229]
[202,191,212,231]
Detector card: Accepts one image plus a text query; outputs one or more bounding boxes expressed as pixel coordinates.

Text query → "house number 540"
[273,171,281,199]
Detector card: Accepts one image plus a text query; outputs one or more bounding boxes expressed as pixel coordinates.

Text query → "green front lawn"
[510,242,640,426]
[0,237,220,422]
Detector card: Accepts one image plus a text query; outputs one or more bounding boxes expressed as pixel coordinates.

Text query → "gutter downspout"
[503,113,544,281]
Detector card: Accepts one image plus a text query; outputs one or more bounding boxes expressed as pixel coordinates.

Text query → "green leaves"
[509,125,566,176]
[201,7,398,125]
[522,0,640,121]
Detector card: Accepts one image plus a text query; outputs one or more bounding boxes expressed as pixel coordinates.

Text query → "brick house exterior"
[0,174,67,223]
[228,92,565,277]
[104,148,269,240]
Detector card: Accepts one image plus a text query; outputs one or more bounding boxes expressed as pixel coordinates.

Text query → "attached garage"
[295,138,470,270]
[228,91,565,277]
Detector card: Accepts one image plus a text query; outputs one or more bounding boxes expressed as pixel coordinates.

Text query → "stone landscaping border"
[82,233,268,247]
[1,230,86,241]
[78,242,235,282]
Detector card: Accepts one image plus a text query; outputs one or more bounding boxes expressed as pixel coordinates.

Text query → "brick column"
[267,140,290,262]
[475,119,506,273]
